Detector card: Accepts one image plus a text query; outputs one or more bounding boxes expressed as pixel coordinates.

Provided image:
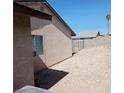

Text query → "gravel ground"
[37,45,111,93]
[48,45,111,93]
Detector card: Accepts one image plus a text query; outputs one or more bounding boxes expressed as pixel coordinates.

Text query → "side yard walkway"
[37,45,111,93]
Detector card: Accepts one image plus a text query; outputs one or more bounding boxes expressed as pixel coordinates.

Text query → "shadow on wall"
[33,56,47,72]
[34,68,69,89]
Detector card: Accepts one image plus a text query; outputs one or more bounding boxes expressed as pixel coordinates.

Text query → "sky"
[48,0,111,34]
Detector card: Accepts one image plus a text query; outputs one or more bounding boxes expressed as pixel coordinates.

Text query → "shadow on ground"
[34,68,69,89]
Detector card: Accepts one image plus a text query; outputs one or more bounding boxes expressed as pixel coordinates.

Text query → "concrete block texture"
[14,86,53,93]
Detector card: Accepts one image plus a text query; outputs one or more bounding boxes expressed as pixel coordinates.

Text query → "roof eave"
[42,0,76,36]
[13,0,43,2]
[13,0,76,36]
[13,2,52,20]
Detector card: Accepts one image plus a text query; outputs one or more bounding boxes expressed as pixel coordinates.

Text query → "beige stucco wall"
[44,17,72,66]
[13,12,34,91]
[23,3,73,71]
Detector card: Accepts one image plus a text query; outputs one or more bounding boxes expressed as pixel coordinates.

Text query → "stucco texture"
[27,3,73,72]
[13,12,34,91]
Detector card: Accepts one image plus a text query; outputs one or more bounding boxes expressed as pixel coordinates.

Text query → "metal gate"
[72,39,85,53]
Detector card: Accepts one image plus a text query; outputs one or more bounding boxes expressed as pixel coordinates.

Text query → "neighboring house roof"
[14,0,76,36]
[14,2,52,20]
[72,31,100,39]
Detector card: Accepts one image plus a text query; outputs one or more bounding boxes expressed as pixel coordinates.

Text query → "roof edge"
[14,2,52,20]
[14,0,43,2]
[42,0,76,36]
[14,0,76,36]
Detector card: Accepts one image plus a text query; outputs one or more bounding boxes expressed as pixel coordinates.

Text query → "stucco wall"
[13,12,34,91]
[44,17,72,66]
[27,3,73,71]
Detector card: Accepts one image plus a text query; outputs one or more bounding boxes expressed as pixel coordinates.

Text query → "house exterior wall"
[44,17,72,66]
[13,12,34,91]
[24,3,73,72]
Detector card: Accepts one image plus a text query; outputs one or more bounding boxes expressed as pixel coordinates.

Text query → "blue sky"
[48,0,111,34]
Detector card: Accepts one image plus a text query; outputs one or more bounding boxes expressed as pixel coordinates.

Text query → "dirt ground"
[37,45,111,93]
